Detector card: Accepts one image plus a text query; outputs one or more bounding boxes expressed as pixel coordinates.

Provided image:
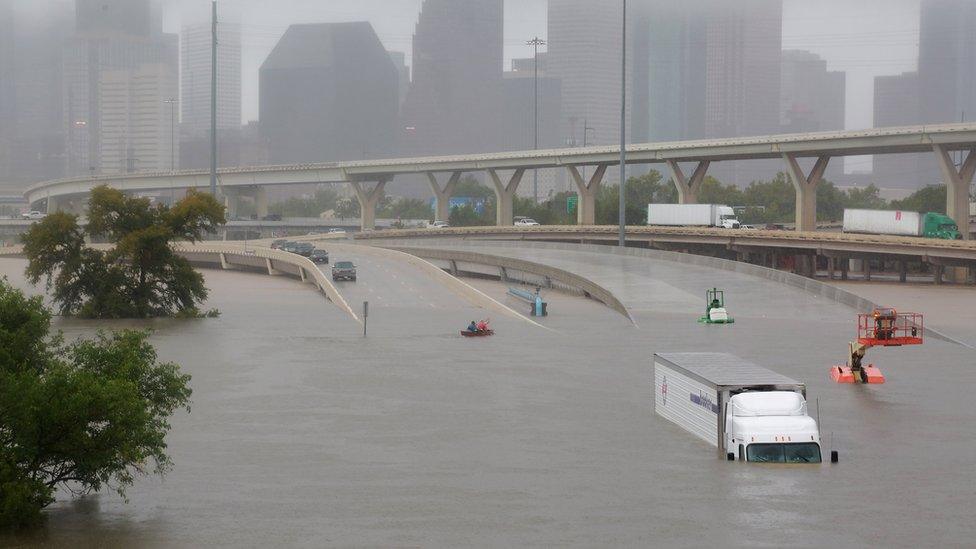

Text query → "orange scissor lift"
[831,308,923,384]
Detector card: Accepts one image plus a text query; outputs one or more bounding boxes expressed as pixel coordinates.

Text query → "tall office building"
[704,0,782,140]
[631,1,707,144]
[704,0,783,185]
[547,0,630,151]
[399,0,504,156]
[0,0,14,185]
[388,51,410,108]
[873,72,933,187]
[63,0,178,175]
[780,50,845,133]
[181,20,241,140]
[918,0,976,125]
[260,22,399,165]
[503,60,562,198]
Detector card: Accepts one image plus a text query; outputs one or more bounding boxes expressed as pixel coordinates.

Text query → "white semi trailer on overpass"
[654,352,833,464]
[647,204,740,229]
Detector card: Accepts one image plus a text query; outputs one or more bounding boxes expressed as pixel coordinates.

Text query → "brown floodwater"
[1,246,974,548]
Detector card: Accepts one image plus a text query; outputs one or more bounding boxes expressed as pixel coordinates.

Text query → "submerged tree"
[0,280,192,530]
[22,186,225,318]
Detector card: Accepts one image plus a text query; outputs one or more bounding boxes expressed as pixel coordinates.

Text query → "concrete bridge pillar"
[351,178,389,231]
[253,186,269,219]
[223,188,242,219]
[568,164,608,225]
[783,154,830,233]
[933,145,975,241]
[427,171,462,222]
[666,160,711,204]
[488,168,525,226]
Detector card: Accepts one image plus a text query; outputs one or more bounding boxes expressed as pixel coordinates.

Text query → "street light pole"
[618,0,627,247]
[527,37,546,204]
[163,98,177,171]
[210,0,218,197]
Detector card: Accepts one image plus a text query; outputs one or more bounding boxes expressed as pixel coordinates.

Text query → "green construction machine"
[698,288,734,324]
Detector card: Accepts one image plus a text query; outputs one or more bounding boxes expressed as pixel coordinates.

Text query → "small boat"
[461,330,494,337]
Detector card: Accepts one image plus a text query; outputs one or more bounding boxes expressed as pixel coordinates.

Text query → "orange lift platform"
[831,307,923,384]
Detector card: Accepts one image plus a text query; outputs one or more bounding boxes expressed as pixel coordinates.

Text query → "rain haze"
[2,1,976,546]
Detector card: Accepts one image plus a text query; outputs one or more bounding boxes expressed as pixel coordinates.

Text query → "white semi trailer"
[646,204,741,229]
[654,352,833,463]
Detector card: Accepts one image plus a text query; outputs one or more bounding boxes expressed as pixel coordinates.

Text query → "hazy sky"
[163,0,921,169]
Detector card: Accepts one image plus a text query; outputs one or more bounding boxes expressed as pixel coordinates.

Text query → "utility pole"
[618,0,627,247]
[582,118,595,182]
[210,0,218,197]
[163,98,177,171]
[527,37,546,204]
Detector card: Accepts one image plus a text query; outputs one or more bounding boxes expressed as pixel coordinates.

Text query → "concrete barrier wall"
[319,242,544,328]
[374,244,635,325]
[174,243,359,323]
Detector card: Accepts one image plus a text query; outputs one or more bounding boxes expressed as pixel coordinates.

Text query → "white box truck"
[842,208,961,240]
[654,352,830,463]
[647,204,740,229]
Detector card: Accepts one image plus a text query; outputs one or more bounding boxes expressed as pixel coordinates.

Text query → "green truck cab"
[920,212,962,240]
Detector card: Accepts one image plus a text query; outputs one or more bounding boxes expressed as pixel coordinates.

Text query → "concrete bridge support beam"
[253,186,269,219]
[427,171,462,222]
[567,164,608,225]
[488,168,526,226]
[225,192,243,219]
[666,160,711,204]
[933,145,975,240]
[783,154,830,233]
[351,178,389,231]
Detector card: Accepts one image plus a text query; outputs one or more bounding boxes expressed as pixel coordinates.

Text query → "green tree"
[0,280,192,530]
[741,173,796,223]
[890,184,947,214]
[698,176,744,206]
[844,184,888,210]
[22,186,225,318]
[269,188,339,218]
[449,204,493,226]
[380,198,434,220]
[816,180,846,222]
[596,170,675,225]
[453,176,495,200]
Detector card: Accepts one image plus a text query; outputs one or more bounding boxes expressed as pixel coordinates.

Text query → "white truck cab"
[724,391,822,463]
[715,206,741,229]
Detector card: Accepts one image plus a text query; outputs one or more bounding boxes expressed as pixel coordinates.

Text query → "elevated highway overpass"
[24,123,976,235]
[354,225,976,284]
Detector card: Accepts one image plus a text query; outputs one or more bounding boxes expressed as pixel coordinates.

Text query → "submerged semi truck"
[842,208,961,240]
[646,204,741,229]
[654,352,831,464]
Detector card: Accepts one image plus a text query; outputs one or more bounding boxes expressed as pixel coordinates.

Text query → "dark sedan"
[310,249,329,264]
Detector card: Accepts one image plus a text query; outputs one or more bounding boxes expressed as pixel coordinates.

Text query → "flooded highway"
[1,244,974,547]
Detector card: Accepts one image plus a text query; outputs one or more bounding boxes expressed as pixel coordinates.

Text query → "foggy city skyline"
[154,0,920,137]
[1,0,968,192]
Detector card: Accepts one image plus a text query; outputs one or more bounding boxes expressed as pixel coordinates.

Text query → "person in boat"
[467,321,478,333]
[476,319,489,332]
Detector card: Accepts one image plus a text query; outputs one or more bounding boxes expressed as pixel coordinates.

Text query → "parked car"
[740,224,757,230]
[327,228,347,235]
[280,241,300,253]
[270,239,288,249]
[22,211,46,220]
[310,249,330,264]
[262,213,282,221]
[514,218,540,227]
[332,261,357,282]
[292,242,315,257]
[427,221,449,229]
